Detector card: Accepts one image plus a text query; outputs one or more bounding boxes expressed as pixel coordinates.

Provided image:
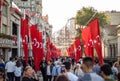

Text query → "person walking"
[0,57,5,69]
[78,57,104,81]
[52,61,62,81]
[100,63,115,81]
[74,63,84,77]
[46,60,53,81]
[39,57,47,81]
[93,59,100,75]
[14,61,22,81]
[5,57,15,81]
[64,61,78,81]
[0,67,6,81]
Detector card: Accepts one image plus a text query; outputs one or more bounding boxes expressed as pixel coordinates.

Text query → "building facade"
[0,0,53,61]
[0,0,13,61]
[103,11,120,60]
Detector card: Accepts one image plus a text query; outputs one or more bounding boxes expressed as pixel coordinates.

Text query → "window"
[12,23,17,35]
[2,24,7,34]
[2,5,7,17]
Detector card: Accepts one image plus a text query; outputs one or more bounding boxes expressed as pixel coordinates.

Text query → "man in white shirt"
[5,57,15,81]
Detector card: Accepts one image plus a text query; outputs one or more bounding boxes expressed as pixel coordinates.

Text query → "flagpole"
[85,12,97,26]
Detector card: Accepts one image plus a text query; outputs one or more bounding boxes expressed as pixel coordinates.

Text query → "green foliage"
[75,7,110,27]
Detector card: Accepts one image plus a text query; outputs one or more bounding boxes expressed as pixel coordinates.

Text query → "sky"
[42,0,120,32]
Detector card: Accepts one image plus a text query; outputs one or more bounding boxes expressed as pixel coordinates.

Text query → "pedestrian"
[52,61,62,81]
[93,58,100,75]
[111,62,119,79]
[22,66,38,81]
[64,61,78,81]
[55,74,69,81]
[46,60,53,81]
[117,61,120,72]
[5,57,15,81]
[74,63,84,77]
[100,63,115,81]
[28,57,35,69]
[0,57,5,69]
[14,61,22,81]
[78,57,104,81]
[39,57,47,81]
[0,67,6,81]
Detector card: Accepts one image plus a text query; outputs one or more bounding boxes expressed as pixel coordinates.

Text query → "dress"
[22,77,38,81]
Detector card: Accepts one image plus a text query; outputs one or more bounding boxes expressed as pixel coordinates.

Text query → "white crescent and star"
[77,45,81,51]
[33,38,43,48]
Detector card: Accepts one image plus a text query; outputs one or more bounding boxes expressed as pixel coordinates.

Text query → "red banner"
[82,26,93,58]
[74,38,82,62]
[30,24,44,71]
[89,18,103,65]
[46,37,52,61]
[21,18,29,65]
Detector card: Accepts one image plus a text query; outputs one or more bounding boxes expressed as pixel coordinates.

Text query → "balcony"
[0,33,13,47]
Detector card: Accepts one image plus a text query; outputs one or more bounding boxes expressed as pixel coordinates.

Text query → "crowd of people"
[39,56,120,81]
[0,56,120,81]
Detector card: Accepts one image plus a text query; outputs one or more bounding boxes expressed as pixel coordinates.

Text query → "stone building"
[0,0,53,61]
[103,11,120,61]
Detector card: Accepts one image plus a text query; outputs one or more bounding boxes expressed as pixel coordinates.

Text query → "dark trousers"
[53,76,57,81]
[15,76,20,81]
[7,72,14,81]
[46,75,52,81]
[41,72,47,81]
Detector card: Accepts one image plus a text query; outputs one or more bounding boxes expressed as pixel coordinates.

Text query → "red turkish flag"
[67,47,70,57]
[50,43,53,58]
[30,24,44,71]
[56,49,61,58]
[46,37,52,61]
[21,18,29,65]
[74,38,82,63]
[89,18,103,65]
[69,44,75,58]
[82,26,94,58]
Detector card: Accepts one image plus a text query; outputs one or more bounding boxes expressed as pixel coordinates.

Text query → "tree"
[75,7,110,27]
[75,7,110,38]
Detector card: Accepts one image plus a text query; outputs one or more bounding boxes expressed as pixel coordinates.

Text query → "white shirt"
[47,66,51,75]
[67,72,78,81]
[75,68,84,77]
[14,66,22,77]
[5,61,15,72]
